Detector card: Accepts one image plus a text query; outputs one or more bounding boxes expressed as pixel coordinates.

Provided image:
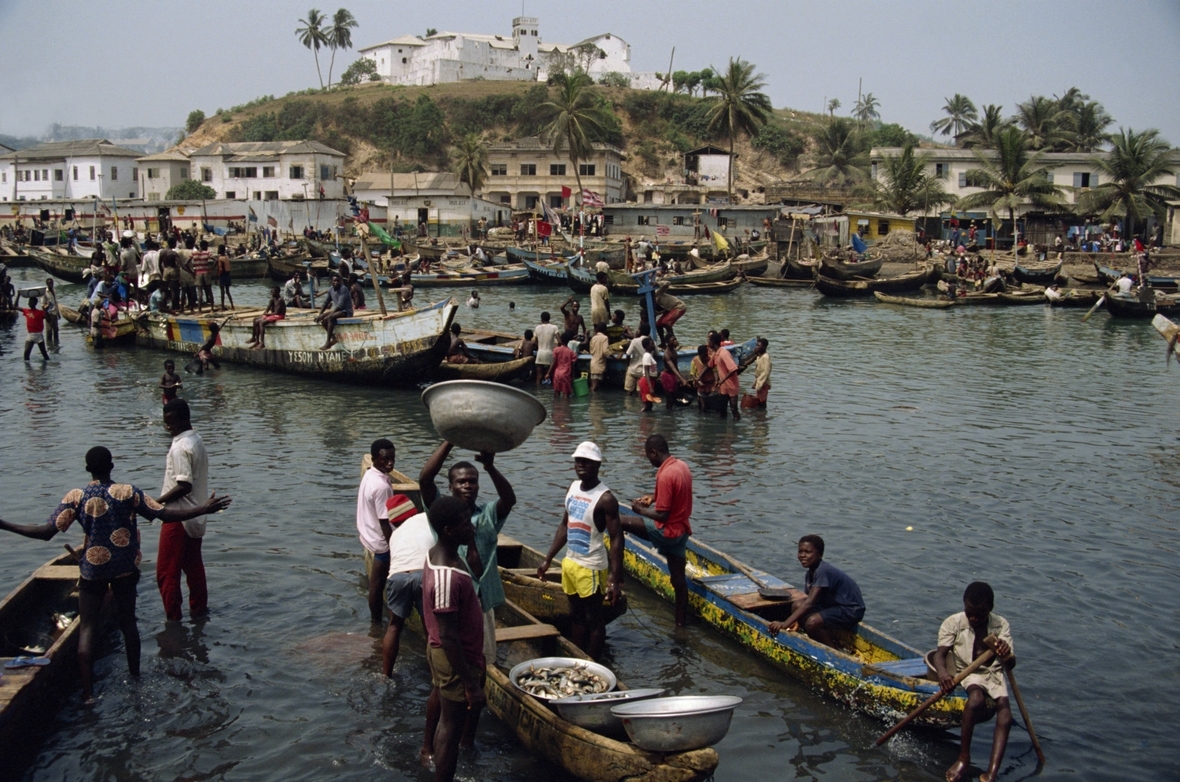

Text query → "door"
[418,208,430,237]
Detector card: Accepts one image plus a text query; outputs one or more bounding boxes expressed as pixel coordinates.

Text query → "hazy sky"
[1,0,1177,144]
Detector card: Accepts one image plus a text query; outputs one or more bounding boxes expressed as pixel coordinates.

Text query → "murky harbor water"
[1,267,1176,781]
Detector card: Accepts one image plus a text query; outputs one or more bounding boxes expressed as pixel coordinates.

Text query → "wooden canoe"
[997,292,1048,306]
[28,248,90,284]
[1048,289,1105,308]
[0,552,105,773]
[781,256,819,280]
[667,278,745,295]
[622,535,970,730]
[731,253,770,277]
[566,260,735,296]
[1012,259,1062,285]
[818,254,883,281]
[1105,290,1180,319]
[434,355,535,383]
[524,257,575,284]
[410,265,532,287]
[1151,314,1180,360]
[486,598,719,782]
[815,267,931,298]
[873,292,955,309]
[747,275,814,288]
[266,254,330,280]
[59,304,143,344]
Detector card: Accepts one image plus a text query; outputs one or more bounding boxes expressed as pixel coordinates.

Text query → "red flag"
[537,221,552,237]
[561,185,572,199]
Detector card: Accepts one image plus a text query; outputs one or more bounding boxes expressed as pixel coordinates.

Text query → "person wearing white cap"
[536,441,623,660]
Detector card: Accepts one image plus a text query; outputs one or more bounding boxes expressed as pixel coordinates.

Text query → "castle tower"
[512,16,539,63]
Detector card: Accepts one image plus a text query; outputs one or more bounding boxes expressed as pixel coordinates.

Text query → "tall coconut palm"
[864,143,954,216]
[542,71,610,208]
[706,57,772,199]
[930,94,978,142]
[325,8,359,88]
[1014,95,1072,151]
[827,98,841,117]
[1068,101,1114,153]
[1077,128,1180,240]
[962,104,1008,149]
[296,9,329,89]
[958,126,1066,250]
[807,117,869,187]
[450,133,489,194]
[853,92,880,127]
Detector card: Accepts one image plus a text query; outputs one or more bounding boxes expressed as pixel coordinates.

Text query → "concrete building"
[352,171,511,237]
[359,17,655,88]
[484,136,625,210]
[136,148,194,202]
[0,139,143,202]
[601,203,776,240]
[187,141,346,202]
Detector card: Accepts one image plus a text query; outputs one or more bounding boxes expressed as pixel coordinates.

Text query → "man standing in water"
[357,439,396,625]
[155,399,212,621]
[536,441,624,660]
[621,435,693,626]
[0,446,230,702]
[420,441,516,751]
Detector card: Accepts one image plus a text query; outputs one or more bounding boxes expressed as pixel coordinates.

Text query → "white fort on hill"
[359,16,659,89]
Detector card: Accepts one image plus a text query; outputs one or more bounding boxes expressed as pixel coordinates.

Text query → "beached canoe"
[229,256,269,279]
[818,254,884,281]
[59,303,143,344]
[434,355,535,383]
[998,292,1048,306]
[266,254,330,280]
[411,265,531,287]
[815,267,931,298]
[566,261,735,296]
[1104,290,1180,319]
[873,292,955,309]
[1151,314,1180,360]
[1048,289,1105,308]
[486,598,719,782]
[136,298,458,385]
[622,535,969,730]
[1012,260,1063,285]
[0,553,105,773]
[523,257,575,284]
[28,248,90,284]
[746,275,814,288]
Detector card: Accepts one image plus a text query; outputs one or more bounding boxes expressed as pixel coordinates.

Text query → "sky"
[1,0,1178,144]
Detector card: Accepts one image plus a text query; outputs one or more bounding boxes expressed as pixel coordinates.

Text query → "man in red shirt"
[20,295,49,361]
[622,434,693,626]
[708,331,741,420]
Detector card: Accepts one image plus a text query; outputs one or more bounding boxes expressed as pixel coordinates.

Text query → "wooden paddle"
[875,636,997,746]
[984,636,1045,764]
[1082,281,1119,322]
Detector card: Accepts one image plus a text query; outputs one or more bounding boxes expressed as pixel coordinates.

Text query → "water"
[1,267,1176,781]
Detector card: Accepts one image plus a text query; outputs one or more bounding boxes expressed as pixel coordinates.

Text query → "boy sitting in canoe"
[768,535,865,647]
[933,582,1015,782]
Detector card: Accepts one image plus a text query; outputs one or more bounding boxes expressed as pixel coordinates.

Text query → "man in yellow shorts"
[537,441,624,660]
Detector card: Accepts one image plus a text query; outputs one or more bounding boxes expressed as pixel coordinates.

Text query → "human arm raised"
[418,440,454,509]
[475,451,515,520]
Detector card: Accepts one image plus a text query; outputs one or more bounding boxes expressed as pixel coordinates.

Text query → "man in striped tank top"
[537,441,623,660]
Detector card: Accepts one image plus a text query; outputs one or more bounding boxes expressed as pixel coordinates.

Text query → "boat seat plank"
[34,565,79,580]
[495,623,561,643]
[697,572,790,595]
[864,657,928,678]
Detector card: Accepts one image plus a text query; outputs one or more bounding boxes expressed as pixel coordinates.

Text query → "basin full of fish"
[508,656,617,702]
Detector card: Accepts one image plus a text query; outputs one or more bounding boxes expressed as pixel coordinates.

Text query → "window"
[320,165,332,180]
[89,166,96,181]
[54,169,63,181]
[289,165,304,179]
[550,163,566,176]
[549,194,563,208]
[958,172,967,187]
[131,167,138,181]
[520,164,536,176]
[579,164,596,176]
[717,216,729,229]
[181,167,190,180]
[524,195,538,209]
[603,214,614,224]
[229,166,257,178]
[499,195,511,204]
[263,166,276,178]
[490,164,507,176]
[201,167,213,182]
[1073,172,1091,188]
[935,163,950,179]
[265,191,279,200]
[253,192,262,200]
[637,215,650,226]
[110,166,117,181]
[871,162,878,180]
[673,216,685,226]
[878,219,890,236]
[41,169,48,180]
[33,170,39,182]
[0,172,4,183]
[147,193,160,202]
[73,166,78,181]
[225,191,236,199]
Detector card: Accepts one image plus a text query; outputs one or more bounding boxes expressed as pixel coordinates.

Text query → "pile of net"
[875,230,925,262]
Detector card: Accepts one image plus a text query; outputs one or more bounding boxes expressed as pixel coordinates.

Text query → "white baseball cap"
[571,441,602,462]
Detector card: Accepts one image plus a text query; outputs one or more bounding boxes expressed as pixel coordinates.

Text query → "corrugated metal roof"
[136,147,194,162]
[0,139,143,161]
[353,171,471,195]
[189,140,346,158]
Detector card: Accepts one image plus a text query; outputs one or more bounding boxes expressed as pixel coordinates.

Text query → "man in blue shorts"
[768,534,865,647]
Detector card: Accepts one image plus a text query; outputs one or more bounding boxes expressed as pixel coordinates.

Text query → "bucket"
[572,373,589,397]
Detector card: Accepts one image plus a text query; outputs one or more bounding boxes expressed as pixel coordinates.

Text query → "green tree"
[1014,95,1072,151]
[753,122,806,168]
[863,143,953,216]
[957,126,1066,249]
[295,8,329,89]
[339,57,378,85]
[425,28,437,37]
[853,92,880,126]
[807,117,869,186]
[598,72,630,88]
[868,123,918,148]
[930,94,978,142]
[542,71,611,208]
[706,57,772,198]
[962,104,1008,149]
[325,7,359,88]
[671,70,689,94]
[185,110,206,135]
[1077,128,1180,240]
[450,133,489,194]
[1068,101,1114,152]
[166,180,217,200]
[827,97,841,117]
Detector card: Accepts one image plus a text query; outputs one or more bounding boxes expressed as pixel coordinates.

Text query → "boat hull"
[434,356,535,383]
[1012,261,1063,285]
[819,255,884,280]
[495,536,627,633]
[874,292,954,309]
[135,299,457,384]
[567,261,734,296]
[1105,290,1180,319]
[815,267,931,298]
[29,249,89,284]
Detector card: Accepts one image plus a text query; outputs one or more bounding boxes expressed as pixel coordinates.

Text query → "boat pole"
[874,637,997,746]
[360,231,387,315]
[983,637,1045,764]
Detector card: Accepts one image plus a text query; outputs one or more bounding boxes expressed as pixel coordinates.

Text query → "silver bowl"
[421,380,547,453]
[508,656,617,703]
[611,695,742,752]
[551,688,665,736]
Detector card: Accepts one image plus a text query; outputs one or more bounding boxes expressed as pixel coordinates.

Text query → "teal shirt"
[459,501,507,612]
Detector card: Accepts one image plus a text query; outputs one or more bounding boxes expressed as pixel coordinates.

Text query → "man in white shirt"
[357,439,396,624]
[156,398,211,621]
[1116,274,1134,295]
[623,322,653,394]
[533,311,561,386]
[381,495,436,675]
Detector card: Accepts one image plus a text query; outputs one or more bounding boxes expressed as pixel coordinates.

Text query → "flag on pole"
[655,224,670,237]
[248,206,258,223]
[541,201,562,226]
[561,185,572,199]
[712,228,730,253]
[267,215,278,228]
[367,222,401,249]
[581,189,604,208]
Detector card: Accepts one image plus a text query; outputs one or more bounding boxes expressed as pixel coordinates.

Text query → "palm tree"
[542,71,610,208]
[863,143,954,216]
[705,57,772,199]
[296,9,329,89]
[450,133,490,194]
[1077,128,1180,240]
[957,127,1066,251]
[962,104,1008,149]
[853,92,880,127]
[807,117,869,186]
[827,98,841,117]
[1014,95,1072,151]
[930,94,978,142]
[325,8,359,88]
[1069,101,1114,152]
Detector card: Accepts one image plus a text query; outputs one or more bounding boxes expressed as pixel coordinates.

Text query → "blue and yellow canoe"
[622,535,969,729]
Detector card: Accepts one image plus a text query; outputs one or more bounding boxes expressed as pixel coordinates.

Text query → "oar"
[1081,282,1118,322]
[984,637,1045,765]
[875,636,997,746]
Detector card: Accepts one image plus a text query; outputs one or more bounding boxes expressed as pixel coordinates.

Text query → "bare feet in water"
[945,759,967,782]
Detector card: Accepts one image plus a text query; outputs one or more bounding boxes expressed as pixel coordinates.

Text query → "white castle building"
[358,16,660,89]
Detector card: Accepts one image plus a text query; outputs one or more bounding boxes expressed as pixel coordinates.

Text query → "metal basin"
[611,695,742,752]
[508,656,617,703]
[551,688,665,737]
[421,380,546,453]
